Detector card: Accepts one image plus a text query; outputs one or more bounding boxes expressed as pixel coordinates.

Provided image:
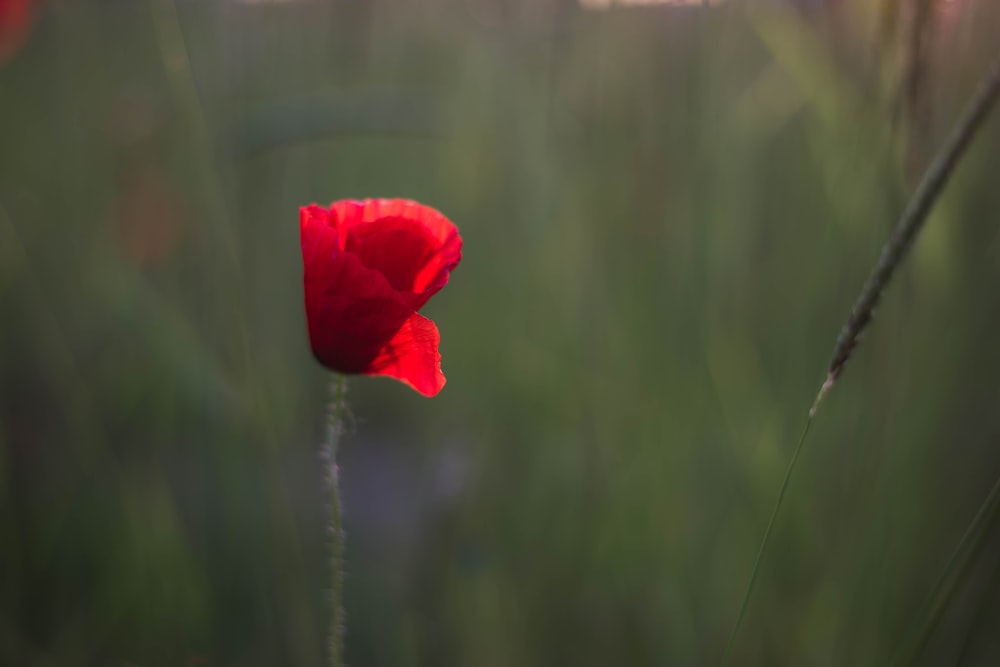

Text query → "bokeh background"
[3,0,1000,665]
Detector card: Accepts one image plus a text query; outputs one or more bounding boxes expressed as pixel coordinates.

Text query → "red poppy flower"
[300,199,462,397]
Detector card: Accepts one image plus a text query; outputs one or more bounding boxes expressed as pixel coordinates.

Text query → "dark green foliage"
[2,1,1000,665]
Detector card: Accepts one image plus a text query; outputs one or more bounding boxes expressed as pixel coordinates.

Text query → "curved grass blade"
[724,49,1000,666]
[889,471,1000,666]
[813,51,1000,413]
[720,416,814,666]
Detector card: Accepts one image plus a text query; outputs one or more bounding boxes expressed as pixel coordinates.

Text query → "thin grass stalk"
[954,539,1000,665]
[812,50,1000,415]
[325,375,348,667]
[720,418,814,666]
[724,47,1000,667]
[150,0,241,270]
[889,470,1000,666]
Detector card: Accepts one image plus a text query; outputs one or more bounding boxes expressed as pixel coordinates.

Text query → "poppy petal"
[300,204,343,264]
[303,246,413,374]
[366,312,446,397]
[331,200,462,305]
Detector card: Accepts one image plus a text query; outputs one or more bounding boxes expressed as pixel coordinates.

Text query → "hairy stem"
[325,375,348,667]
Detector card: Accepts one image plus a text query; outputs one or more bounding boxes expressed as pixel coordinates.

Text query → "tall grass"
[2,1,1000,665]
[724,45,1000,666]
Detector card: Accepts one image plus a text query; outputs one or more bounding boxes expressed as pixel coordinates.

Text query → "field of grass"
[3,1,1000,665]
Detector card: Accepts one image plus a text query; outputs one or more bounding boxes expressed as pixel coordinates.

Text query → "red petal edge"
[366,312,446,397]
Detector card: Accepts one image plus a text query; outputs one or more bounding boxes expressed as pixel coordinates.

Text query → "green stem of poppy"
[325,374,348,667]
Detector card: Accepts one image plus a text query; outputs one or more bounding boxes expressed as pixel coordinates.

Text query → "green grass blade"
[721,414,815,666]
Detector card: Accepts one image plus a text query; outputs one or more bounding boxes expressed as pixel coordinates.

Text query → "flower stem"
[325,374,348,667]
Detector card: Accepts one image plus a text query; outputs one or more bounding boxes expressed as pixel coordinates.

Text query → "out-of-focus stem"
[325,374,348,667]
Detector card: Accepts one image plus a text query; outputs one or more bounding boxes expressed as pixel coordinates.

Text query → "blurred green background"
[3,0,1000,665]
